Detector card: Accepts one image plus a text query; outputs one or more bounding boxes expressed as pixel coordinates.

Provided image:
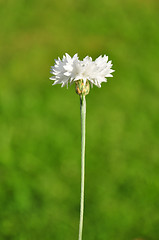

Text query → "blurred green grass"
[0,0,159,239]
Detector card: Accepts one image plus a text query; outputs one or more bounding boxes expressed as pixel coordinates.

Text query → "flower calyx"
[75,80,90,96]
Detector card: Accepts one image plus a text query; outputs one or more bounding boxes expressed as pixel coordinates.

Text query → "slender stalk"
[78,94,86,240]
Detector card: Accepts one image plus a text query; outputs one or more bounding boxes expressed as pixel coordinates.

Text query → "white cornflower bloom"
[50,53,114,88]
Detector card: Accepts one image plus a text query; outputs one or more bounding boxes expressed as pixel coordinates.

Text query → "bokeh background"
[0,0,159,239]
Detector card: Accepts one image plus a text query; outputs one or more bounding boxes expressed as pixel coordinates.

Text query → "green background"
[0,0,159,239]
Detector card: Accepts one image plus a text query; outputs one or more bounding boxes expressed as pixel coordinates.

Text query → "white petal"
[49,53,114,88]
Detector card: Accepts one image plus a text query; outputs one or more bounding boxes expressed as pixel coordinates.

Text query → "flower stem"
[78,94,86,240]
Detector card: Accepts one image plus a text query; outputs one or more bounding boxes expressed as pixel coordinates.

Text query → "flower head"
[50,53,114,88]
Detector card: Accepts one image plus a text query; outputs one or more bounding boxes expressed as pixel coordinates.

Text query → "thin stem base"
[78,95,86,240]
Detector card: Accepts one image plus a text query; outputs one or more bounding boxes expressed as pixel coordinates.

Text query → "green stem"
[78,95,86,240]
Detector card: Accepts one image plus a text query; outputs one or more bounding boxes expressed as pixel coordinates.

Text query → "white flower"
[50,53,114,88]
